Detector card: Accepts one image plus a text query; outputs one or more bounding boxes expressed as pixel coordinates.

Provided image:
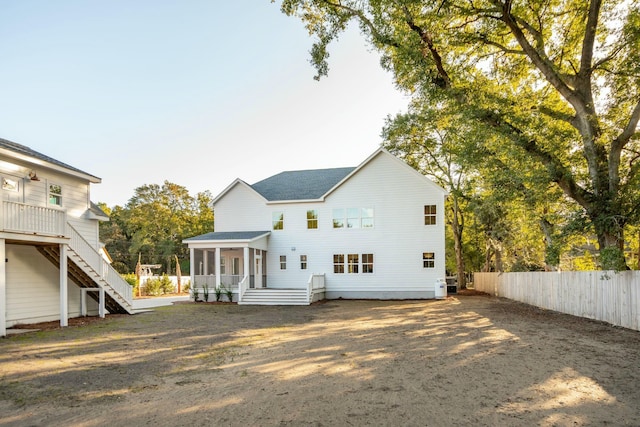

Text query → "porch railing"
[307,273,326,302]
[193,275,242,289]
[67,224,133,307]
[1,201,66,237]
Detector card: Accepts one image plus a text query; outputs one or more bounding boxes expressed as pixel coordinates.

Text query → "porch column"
[243,247,250,280]
[215,248,221,290]
[189,247,195,289]
[60,243,68,327]
[0,239,6,337]
[203,250,209,275]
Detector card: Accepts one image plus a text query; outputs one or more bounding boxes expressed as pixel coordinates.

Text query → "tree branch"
[401,5,452,88]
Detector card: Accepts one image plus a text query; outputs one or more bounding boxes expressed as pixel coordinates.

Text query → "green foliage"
[143,278,162,296]
[224,286,233,303]
[599,247,628,272]
[202,283,210,302]
[192,286,200,302]
[143,274,175,296]
[122,273,139,295]
[99,183,214,274]
[279,0,640,269]
[215,286,222,302]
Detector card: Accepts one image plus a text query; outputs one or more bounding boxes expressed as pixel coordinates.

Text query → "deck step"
[239,289,310,306]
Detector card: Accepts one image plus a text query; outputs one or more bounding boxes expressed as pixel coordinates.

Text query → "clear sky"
[0,1,408,207]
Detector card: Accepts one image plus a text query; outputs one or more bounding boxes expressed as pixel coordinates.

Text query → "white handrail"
[307,273,325,303]
[238,275,250,303]
[66,223,133,307]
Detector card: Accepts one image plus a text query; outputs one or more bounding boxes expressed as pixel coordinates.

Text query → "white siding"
[265,152,446,298]
[5,244,97,327]
[215,183,270,232]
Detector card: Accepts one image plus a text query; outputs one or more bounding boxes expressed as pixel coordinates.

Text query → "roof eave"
[265,198,325,205]
[0,147,102,183]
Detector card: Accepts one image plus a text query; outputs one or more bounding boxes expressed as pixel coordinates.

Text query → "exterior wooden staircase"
[239,288,311,305]
[37,224,133,314]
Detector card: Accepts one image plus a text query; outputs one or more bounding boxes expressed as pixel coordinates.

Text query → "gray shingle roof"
[251,167,355,201]
[0,137,99,180]
[184,231,270,242]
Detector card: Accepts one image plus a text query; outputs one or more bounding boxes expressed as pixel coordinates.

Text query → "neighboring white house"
[184,148,447,305]
[0,138,133,337]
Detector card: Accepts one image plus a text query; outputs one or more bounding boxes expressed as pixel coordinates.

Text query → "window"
[300,255,307,270]
[347,208,360,229]
[307,210,318,229]
[333,254,344,273]
[424,205,437,225]
[348,254,359,273]
[220,257,226,275]
[361,208,374,228]
[423,252,435,268]
[332,208,345,228]
[232,258,240,275]
[280,255,287,270]
[273,211,284,230]
[2,177,18,192]
[49,183,62,206]
[362,254,374,273]
[334,207,374,229]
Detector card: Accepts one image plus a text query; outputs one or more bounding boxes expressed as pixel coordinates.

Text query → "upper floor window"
[332,208,345,228]
[424,205,437,225]
[423,252,435,268]
[49,184,62,206]
[273,211,284,230]
[300,255,307,270]
[2,177,18,192]
[361,208,374,228]
[334,207,374,229]
[307,210,318,229]
[280,255,287,270]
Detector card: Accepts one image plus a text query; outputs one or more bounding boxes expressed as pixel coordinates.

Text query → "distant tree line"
[98,181,214,274]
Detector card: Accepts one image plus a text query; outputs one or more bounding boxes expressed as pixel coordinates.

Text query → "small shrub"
[182,282,191,293]
[215,286,222,302]
[159,274,175,294]
[122,273,139,295]
[144,277,162,296]
[202,283,210,302]
[192,286,200,302]
[222,285,233,302]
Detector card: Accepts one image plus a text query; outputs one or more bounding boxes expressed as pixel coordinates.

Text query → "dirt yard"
[1,294,639,426]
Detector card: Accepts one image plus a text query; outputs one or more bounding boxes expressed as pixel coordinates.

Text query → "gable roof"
[213,148,446,205]
[251,167,355,201]
[0,137,101,183]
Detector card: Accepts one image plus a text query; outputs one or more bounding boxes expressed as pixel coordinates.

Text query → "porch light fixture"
[28,170,40,181]
[291,247,296,252]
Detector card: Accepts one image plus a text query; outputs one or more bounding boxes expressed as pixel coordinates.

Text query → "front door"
[254,255,263,288]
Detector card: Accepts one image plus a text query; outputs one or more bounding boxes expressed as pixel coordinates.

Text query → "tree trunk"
[451,198,466,289]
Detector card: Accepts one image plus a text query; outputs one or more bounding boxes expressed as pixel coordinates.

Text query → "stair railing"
[67,223,133,308]
[307,273,326,303]
[238,274,250,303]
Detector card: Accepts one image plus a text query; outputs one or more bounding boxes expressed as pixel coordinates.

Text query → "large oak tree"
[279,0,640,268]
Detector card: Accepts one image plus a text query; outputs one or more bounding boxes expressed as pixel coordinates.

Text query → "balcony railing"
[1,201,66,237]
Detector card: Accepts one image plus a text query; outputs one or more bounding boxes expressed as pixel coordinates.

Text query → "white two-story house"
[0,138,132,337]
[184,148,447,305]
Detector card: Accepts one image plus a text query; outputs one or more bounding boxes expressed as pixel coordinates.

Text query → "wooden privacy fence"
[474,271,640,331]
